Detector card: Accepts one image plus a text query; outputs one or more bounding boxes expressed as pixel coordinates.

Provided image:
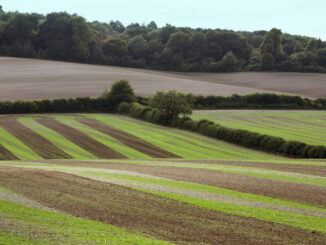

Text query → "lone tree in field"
[102,79,136,106]
[150,90,195,120]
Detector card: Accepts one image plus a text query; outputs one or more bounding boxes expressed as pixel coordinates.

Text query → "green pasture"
[192,110,326,146]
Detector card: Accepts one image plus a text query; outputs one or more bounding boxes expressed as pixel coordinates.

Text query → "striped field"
[1,112,325,244]
[0,159,325,244]
[0,114,282,161]
[193,110,326,146]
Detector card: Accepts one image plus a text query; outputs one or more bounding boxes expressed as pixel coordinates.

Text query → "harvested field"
[1,57,326,101]
[1,166,326,245]
[193,110,326,146]
[0,114,280,160]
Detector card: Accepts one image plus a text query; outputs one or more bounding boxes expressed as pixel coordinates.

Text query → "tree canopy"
[150,90,195,119]
[0,7,325,73]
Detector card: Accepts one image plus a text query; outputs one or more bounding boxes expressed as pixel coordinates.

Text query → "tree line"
[0,6,326,72]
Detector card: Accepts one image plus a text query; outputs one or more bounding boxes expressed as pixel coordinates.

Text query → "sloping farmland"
[0,114,283,160]
[0,159,325,244]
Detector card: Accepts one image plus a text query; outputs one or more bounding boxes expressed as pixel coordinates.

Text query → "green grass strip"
[0,127,41,160]
[0,200,173,245]
[18,118,97,160]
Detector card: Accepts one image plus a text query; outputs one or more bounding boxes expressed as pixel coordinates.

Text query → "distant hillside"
[0,6,325,73]
[1,57,326,101]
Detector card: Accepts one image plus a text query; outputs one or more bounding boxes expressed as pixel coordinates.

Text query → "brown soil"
[0,120,70,159]
[0,144,18,160]
[2,57,324,101]
[1,166,325,245]
[78,118,179,158]
[160,159,326,177]
[37,119,126,159]
[178,72,326,98]
[44,160,326,208]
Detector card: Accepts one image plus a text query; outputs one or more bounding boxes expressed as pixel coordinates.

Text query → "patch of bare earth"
[0,120,70,159]
[37,119,126,159]
[0,166,325,245]
[0,144,18,160]
[78,118,179,158]
[44,160,326,208]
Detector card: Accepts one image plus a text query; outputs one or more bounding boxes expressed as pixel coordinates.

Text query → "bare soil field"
[1,57,325,100]
[178,72,326,98]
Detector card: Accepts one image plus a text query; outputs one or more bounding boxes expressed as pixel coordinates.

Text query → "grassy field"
[0,159,325,244]
[193,110,326,146]
[1,57,326,101]
[0,114,281,161]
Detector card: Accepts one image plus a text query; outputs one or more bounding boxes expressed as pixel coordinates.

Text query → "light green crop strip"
[0,126,41,160]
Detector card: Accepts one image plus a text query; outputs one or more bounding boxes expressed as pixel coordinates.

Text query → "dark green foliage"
[260,28,285,70]
[150,90,195,121]
[102,80,136,108]
[193,93,325,110]
[1,8,325,72]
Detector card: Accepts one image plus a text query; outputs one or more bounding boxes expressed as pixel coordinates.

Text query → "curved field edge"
[192,110,326,147]
[0,200,171,245]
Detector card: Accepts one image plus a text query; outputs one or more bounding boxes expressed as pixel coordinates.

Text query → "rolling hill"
[0,113,281,161]
[192,110,326,146]
[1,57,326,101]
[0,159,325,244]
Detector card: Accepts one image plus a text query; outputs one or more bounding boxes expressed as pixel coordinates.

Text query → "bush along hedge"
[118,102,326,158]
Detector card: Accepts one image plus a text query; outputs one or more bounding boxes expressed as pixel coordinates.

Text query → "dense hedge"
[136,93,326,110]
[0,93,325,114]
[118,102,326,158]
[0,97,116,114]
